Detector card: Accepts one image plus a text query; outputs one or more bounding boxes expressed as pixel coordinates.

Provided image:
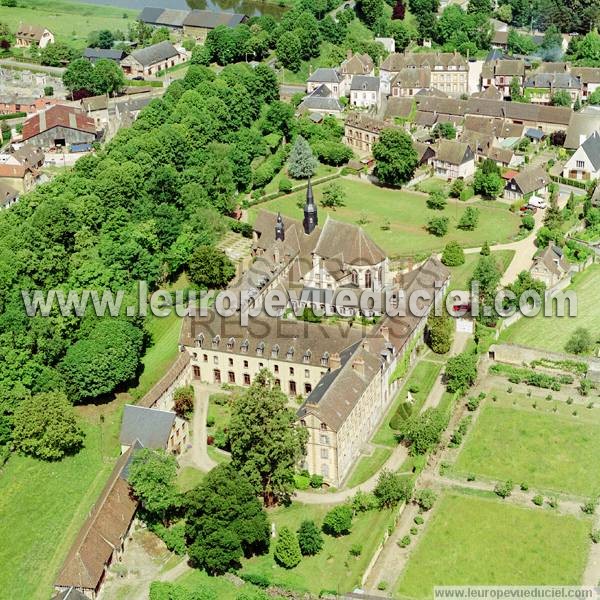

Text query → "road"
[0,58,65,75]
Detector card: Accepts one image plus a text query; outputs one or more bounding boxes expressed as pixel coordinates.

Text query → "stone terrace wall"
[137,351,192,411]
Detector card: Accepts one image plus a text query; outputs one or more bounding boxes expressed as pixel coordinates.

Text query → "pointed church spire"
[303,178,317,234]
[275,212,285,241]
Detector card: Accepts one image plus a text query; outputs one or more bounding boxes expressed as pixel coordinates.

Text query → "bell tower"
[303,178,317,234]
[275,212,285,241]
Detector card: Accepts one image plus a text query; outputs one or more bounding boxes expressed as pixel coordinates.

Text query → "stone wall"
[137,351,192,411]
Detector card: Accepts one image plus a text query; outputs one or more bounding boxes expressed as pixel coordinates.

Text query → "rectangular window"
[228,371,235,384]
[305,383,312,395]
[193,365,201,379]
[203,354,208,362]
[576,160,585,169]
[243,373,251,385]
[213,369,221,384]
[213,356,218,365]
[243,360,248,368]
[228,357,233,367]
[320,448,329,459]
[289,381,297,395]
[289,367,294,375]
[304,369,310,378]
[274,364,279,373]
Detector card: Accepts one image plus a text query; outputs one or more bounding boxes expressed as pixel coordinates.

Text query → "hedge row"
[0,112,26,121]
[529,358,588,375]
[489,363,573,390]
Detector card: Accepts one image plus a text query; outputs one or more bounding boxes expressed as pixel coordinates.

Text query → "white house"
[349,75,381,109]
[120,41,185,78]
[307,68,345,99]
[432,140,475,180]
[562,131,600,182]
[15,24,54,49]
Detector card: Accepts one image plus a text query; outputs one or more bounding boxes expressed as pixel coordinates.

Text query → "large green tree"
[185,464,270,574]
[288,135,317,179]
[276,31,302,72]
[445,351,478,393]
[12,392,84,460]
[274,526,302,568]
[427,312,454,354]
[188,245,235,290]
[373,129,419,186]
[228,370,308,505]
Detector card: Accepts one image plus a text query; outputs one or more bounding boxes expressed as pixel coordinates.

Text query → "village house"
[432,139,475,180]
[413,140,436,166]
[137,7,188,30]
[481,58,525,99]
[523,72,581,105]
[0,164,37,194]
[0,143,45,170]
[530,243,571,287]
[21,105,97,149]
[344,113,390,154]
[0,95,58,116]
[349,75,381,109]
[504,166,550,201]
[120,405,189,455]
[120,41,185,78]
[306,68,345,99]
[297,85,343,118]
[564,106,600,150]
[340,51,374,89]
[0,182,18,209]
[182,10,247,43]
[391,67,432,97]
[571,67,600,102]
[384,96,414,121]
[491,30,509,50]
[562,131,600,182]
[381,52,468,97]
[15,23,54,49]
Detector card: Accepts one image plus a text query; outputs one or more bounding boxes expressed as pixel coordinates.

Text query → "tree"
[228,370,308,506]
[12,392,84,460]
[551,91,572,107]
[129,449,179,525]
[450,178,465,198]
[409,0,440,39]
[151,27,170,45]
[1,0,17,6]
[274,526,302,568]
[63,58,95,95]
[185,464,270,574]
[426,190,447,210]
[467,0,492,14]
[480,240,490,256]
[541,24,562,50]
[392,0,407,19]
[91,58,126,95]
[373,470,414,508]
[432,122,457,140]
[509,76,523,101]
[458,207,480,230]
[427,313,454,354]
[389,20,412,51]
[188,245,235,290]
[288,136,317,179]
[398,408,448,454]
[507,270,545,310]
[473,166,503,199]
[321,181,346,209]
[565,327,593,355]
[312,140,353,166]
[357,0,385,28]
[276,32,302,72]
[415,488,437,511]
[0,22,15,49]
[445,351,478,393]
[507,29,537,55]
[173,386,194,418]
[496,3,512,22]
[470,254,501,316]
[89,29,115,49]
[297,520,324,555]
[441,240,465,266]
[323,505,353,536]
[373,129,419,186]
[40,42,80,66]
[60,319,144,402]
[427,216,449,236]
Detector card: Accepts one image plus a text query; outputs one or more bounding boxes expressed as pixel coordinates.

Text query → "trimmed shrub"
[532,494,544,506]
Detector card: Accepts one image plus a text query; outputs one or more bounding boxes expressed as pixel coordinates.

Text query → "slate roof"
[129,41,180,67]
[512,166,550,195]
[138,7,188,27]
[308,68,342,84]
[120,405,176,449]
[579,131,600,171]
[340,52,374,76]
[564,106,600,149]
[524,72,580,90]
[22,105,96,141]
[391,67,431,89]
[350,75,380,92]
[381,51,467,72]
[54,448,138,591]
[183,10,246,28]
[532,244,570,276]
[83,48,126,62]
[525,127,545,139]
[52,588,89,600]
[298,86,343,113]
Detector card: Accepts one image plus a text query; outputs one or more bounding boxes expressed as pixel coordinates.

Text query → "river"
[78,0,286,18]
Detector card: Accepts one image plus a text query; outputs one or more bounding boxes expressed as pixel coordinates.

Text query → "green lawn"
[0,415,121,600]
[250,178,521,258]
[240,502,394,595]
[396,493,591,599]
[176,568,266,599]
[345,447,392,488]
[448,250,515,292]
[500,265,600,355]
[1,0,136,49]
[176,466,206,493]
[372,359,443,447]
[264,162,337,195]
[452,396,600,496]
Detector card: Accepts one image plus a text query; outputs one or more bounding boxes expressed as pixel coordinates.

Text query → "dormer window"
[287,346,294,360]
[195,333,204,348]
[227,337,235,350]
[241,339,249,353]
[271,344,280,359]
[320,423,327,431]
[257,341,265,356]
[300,419,306,427]
[303,350,311,364]
[212,335,220,348]
[321,352,330,367]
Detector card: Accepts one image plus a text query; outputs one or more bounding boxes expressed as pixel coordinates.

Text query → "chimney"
[329,352,341,370]
[380,325,389,342]
[352,357,365,377]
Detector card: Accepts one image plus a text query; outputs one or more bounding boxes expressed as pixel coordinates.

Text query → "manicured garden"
[249,179,521,258]
[396,493,590,599]
[500,266,600,355]
[447,250,515,292]
[452,393,600,496]
[239,501,395,595]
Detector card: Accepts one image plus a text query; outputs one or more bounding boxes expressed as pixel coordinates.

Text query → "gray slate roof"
[120,405,175,449]
[350,75,380,92]
[580,131,600,171]
[524,72,580,90]
[129,41,179,67]
[138,7,188,27]
[183,10,246,28]
[308,68,342,84]
[83,48,126,62]
[52,588,89,600]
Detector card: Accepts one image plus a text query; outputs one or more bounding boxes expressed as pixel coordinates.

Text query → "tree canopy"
[373,129,419,186]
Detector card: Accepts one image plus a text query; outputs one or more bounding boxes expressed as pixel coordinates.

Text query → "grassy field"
[447,250,515,292]
[249,178,521,258]
[345,447,392,488]
[396,493,591,599]
[372,359,443,447]
[177,568,266,600]
[240,502,394,595]
[176,466,205,493]
[0,412,121,600]
[499,265,600,355]
[452,393,600,496]
[0,0,136,49]
[264,162,337,194]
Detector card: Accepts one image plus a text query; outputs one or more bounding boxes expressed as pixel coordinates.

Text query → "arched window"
[351,270,358,285]
[365,270,372,289]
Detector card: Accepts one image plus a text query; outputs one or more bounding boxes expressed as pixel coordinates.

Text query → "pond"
[78,0,287,18]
